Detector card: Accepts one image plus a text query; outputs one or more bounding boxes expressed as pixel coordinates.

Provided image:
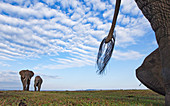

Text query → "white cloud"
[3,0,25,5]
[60,18,77,26]
[121,16,130,25]
[71,12,82,20]
[40,74,62,79]
[34,72,62,79]
[103,8,114,20]
[0,62,10,67]
[78,43,97,52]
[87,17,103,26]
[97,23,111,31]
[0,71,19,82]
[34,55,95,70]
[57,0,79,9]
[0,14,27,26]
[0,24,25,35]
[121,0,141,16]
[113,50,144,60]
[72,47,89,54]
[0,43,8,48]
[109,0,116,5]
[0,0,153,66]
[0,2,61,19]
[115,15,151,47]
[0,55,13,60]
[0,48,23,56]
[83,35,100,47]
[42,0,57,5]
[74,7,86,15]
[86,0,106,11]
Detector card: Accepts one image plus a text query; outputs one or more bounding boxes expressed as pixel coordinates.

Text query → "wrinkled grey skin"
[104,0,169,105]
[19,70,34,91]
[136,48,165,95]
[134,0,170,105]
[34,76,43,91]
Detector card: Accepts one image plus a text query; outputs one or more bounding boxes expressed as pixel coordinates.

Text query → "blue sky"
[0,0,158,91]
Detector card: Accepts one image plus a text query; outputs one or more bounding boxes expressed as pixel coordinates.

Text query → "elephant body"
[19,70,34,91]
[134,0,170,105]
[34,76,43,91]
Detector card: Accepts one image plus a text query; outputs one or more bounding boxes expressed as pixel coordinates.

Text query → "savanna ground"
[0,90,164,106]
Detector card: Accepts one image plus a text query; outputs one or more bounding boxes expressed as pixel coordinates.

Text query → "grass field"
[0,90,164,106]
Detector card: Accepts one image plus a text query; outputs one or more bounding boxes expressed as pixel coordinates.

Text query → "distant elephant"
[19,70,34,91]
[34,76,43,91]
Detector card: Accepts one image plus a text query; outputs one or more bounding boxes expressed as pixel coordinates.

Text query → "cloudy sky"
[0,0,158,90]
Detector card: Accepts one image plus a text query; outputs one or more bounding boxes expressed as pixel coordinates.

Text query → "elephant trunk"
[23,78,27,91]
[23,77,30,91]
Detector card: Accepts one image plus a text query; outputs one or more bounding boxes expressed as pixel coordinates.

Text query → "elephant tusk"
[23,78,26,81]
[105,0,121,43]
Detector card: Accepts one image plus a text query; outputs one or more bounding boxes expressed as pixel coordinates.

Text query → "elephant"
[34,76,43,91]
[19,70,34,91]
[98,0,170,105]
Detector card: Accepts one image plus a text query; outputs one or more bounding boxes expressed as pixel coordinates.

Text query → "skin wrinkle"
[135,0,170,105]
[136,0,158,11]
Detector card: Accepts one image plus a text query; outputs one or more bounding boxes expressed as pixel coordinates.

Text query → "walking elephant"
[19,70,34,91]
[34,76,43,91]
[97,0,170,105]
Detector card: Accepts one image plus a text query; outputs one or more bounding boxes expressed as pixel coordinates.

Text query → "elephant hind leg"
[38,87,41,91]
[38,84,41,91]
[34,84,37,91]
[23,87,26,91]
[27,85,29,91]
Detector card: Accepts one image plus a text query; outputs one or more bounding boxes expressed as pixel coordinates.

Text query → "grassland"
[0,90,164,106]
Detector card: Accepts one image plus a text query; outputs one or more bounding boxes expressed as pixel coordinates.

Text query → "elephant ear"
[29,71,34,78]
[19,70,27,78]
